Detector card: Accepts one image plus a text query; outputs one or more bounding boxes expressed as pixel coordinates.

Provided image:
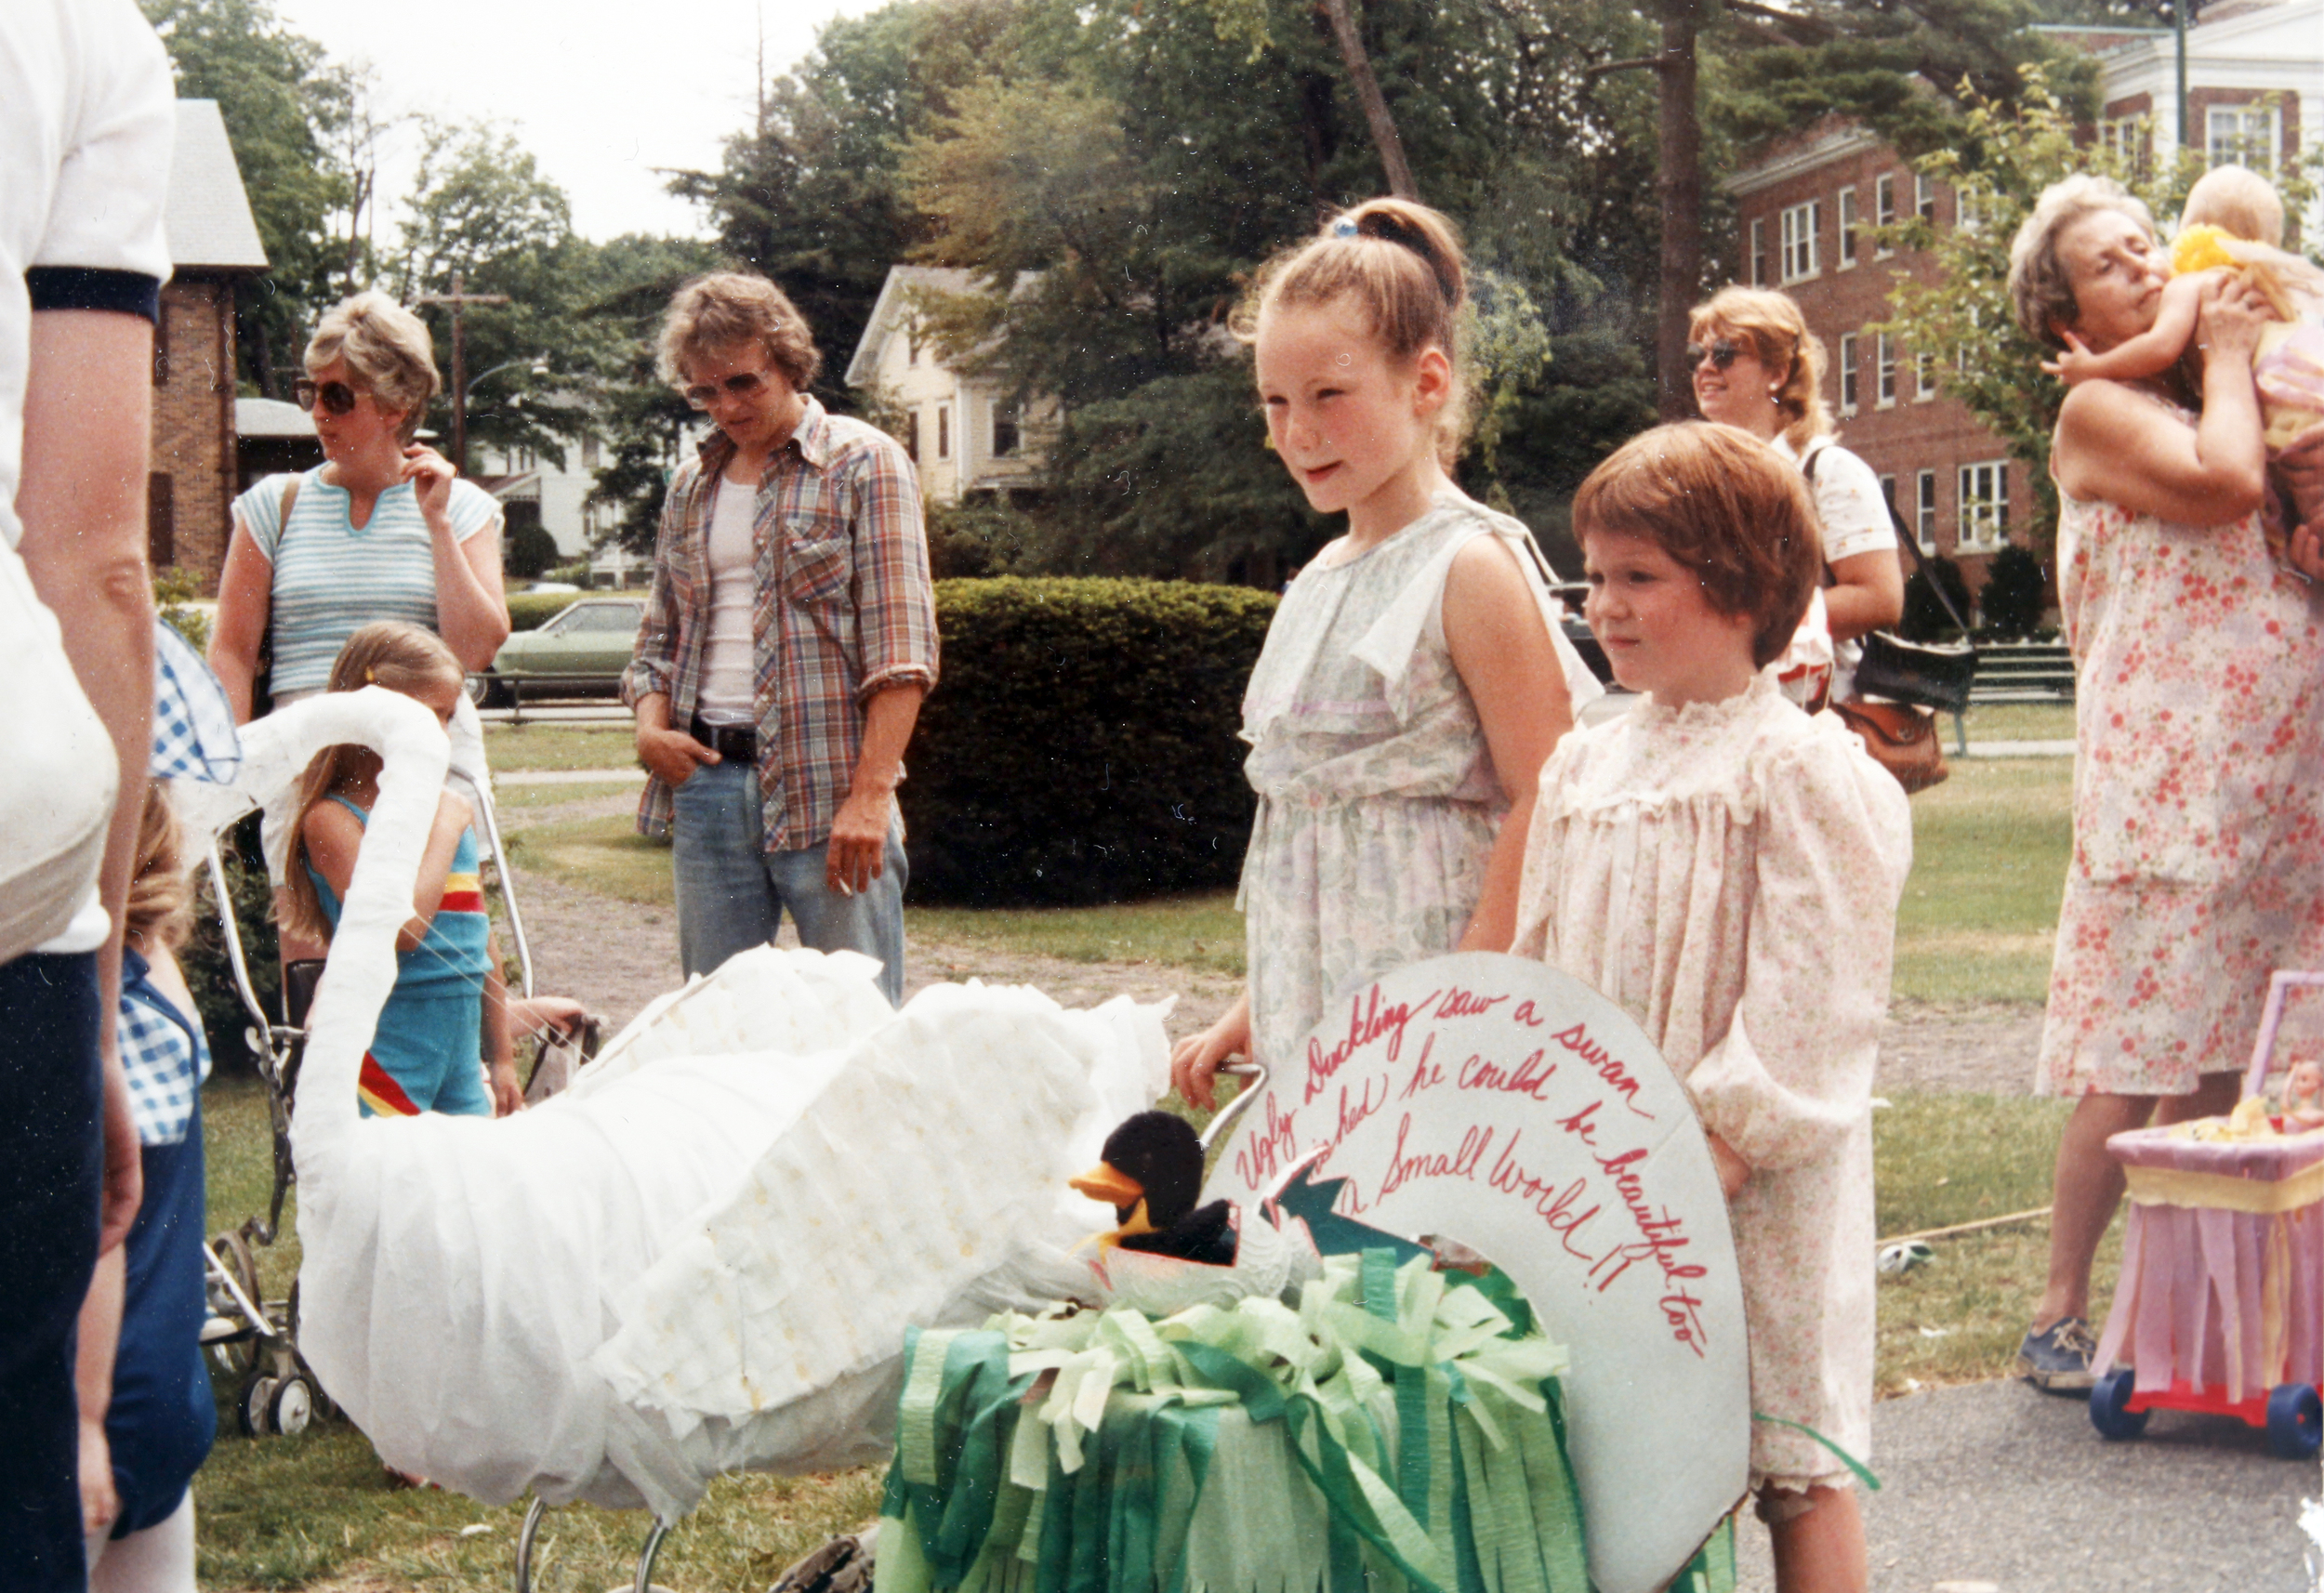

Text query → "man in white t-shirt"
[0,3,172,1586]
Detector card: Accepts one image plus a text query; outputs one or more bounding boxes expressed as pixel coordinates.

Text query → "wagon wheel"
[2267,1383,2321,1459]
[2089,1368,2148,1442]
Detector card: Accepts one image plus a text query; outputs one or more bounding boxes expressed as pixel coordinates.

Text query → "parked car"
[468,597,644,707]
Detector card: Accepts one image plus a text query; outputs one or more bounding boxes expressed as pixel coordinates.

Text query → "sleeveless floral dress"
[2037,399,2324,1095]
[1236,489,1601,1073]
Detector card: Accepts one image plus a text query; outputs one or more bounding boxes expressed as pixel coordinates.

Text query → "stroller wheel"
[270,1375,317,1437]
[2267,1384,2321,1459]
[207,1231,261,1380]
[2089,1368,2148,1441]
[239,1375,278,1438]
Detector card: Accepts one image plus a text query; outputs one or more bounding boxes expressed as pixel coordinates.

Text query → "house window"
[1878,473,1896,520]
[937,403,952,460]
[1876,333,1896,407]
[2208,103,2280,174]
[1959,460,2008,550]
[580,435,600,470]
[1837,185,1859,267]
[1915,172,1936,222]
[993,402,1021,457]
[904,409,920,463]
[1956,186,1984,235]
[1915,350,1935,402]
[1874,174,1896,256]
[2101,115,2152,178]
[907,329,920,366]
[1779,201,1820,283]
[1839,333,1859,414]
[1749,217,1768,288]
[1916,469,1938,553]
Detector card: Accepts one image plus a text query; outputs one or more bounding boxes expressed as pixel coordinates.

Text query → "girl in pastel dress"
[1512,423,1911,1593]
[281,622,521,1119]
[1170,200,1601,1108]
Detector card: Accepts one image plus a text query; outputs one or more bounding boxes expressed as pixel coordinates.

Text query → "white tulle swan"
[174,691,1169,1518]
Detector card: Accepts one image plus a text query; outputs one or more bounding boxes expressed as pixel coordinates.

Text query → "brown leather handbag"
[1830,698,1948,792]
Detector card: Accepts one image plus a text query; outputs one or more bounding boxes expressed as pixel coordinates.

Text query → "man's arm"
[17,309,154,1255]
[826,683,927,894]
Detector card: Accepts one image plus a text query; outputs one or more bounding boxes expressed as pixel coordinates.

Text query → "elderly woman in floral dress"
[2007,176,2324,1390]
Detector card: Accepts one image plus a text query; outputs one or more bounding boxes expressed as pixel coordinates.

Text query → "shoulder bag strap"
[278,472,302,542]
[1878,488,1975,636]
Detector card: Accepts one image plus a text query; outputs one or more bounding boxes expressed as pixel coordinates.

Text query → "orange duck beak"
[1070,1161,1145,1212]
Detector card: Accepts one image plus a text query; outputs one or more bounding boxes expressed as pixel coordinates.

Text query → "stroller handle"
[2243,970,2324,1099]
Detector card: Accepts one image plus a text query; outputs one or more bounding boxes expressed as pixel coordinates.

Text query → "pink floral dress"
[1512,670,1912,1485]
[2037,425,2324,1098]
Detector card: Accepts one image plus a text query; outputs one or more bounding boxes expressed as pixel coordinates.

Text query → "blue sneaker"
[2016,1316,2098,1393]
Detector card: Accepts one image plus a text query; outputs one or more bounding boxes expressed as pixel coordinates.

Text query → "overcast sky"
[268,0,877,244]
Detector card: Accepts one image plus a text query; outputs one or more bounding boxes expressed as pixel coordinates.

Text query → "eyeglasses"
[293,377,362,416]
[681,368,774,410]
[1684,340,1744,372]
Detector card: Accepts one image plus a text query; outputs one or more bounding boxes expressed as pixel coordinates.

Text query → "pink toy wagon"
[2089,970,2324,1456]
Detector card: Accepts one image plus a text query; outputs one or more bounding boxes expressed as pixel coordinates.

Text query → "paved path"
[1732,1377,2319,1592]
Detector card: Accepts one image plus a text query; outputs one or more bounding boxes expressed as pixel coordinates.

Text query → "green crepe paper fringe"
[874,1250,1618,1593]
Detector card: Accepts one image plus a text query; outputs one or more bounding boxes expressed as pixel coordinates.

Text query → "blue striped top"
[235,467,501,695]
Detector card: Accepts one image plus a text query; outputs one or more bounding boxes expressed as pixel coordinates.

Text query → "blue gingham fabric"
[152,618,239,782]
[120,949,206,1146]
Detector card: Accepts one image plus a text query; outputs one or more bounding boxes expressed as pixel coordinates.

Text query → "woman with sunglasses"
[1686,287,1904,710]
[208,291,509,723]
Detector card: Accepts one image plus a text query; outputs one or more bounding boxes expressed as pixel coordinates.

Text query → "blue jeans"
[0,953,102,1593]
[670,761,906,1005]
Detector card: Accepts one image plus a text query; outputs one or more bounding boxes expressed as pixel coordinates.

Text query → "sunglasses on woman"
[293,377,363,416]
[1684,340,1744,372]
[680,368,773,410]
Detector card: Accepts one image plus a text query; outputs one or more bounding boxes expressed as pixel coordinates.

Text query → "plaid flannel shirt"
[621,398,939,854]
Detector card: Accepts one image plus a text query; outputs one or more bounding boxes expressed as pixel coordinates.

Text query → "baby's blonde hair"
[2181,164,2285,248]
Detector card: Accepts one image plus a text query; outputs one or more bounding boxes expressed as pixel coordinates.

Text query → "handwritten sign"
[1208,953,1750,1593]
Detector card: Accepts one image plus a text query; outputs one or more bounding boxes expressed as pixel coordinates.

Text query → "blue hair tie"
[1332,217,1360,237]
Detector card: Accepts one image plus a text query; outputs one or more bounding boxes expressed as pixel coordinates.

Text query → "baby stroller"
[2089,969,2324,1457]
[187,697,598,1439]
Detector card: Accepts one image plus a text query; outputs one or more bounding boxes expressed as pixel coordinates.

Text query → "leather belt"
[689,717,756,762]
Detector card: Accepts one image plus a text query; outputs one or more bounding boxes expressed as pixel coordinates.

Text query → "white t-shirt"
[0,0,174,957]
[695,477,759,726]
[1775,433,1899,702]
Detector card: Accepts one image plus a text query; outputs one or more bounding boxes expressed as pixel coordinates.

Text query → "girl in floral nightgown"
[1512,422,1911,1593]
[1169,199,1599,1109]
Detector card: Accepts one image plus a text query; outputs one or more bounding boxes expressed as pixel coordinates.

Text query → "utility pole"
[412,270,509,474]
[1590,0,1707,421]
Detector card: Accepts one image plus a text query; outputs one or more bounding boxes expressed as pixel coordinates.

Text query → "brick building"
[153,99,267,589]
[1723,0,2320,606]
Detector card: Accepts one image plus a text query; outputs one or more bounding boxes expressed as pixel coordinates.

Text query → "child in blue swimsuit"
[280,622,517,1117]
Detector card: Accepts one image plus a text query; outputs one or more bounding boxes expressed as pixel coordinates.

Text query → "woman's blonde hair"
[279,622,465,945]
[2007,176,2158,351]
[1573,422,1821,670]
[1234,198,1472,463]
[1687,286,1830,450]
[125,784,192,952]
[656,271,823,392]
[306,292,440,445]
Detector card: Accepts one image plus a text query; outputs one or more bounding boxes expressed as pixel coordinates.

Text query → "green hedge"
[902,578,1276,906]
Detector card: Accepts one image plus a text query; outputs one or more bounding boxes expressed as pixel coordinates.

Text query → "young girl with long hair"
[283,621,519,1118]
[1170,198,1601,1108]
[1513,422,1911,1593]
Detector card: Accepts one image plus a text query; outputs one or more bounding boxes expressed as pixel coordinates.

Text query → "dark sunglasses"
[1684,339,1743,372]
[293,377,362,416]
[681,368,773,410]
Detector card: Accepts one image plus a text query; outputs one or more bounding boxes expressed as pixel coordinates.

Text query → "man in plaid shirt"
[622,273,937,1005]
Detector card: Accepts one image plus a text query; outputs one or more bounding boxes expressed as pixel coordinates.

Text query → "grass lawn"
[502,756,2076,1004]
[1951,701,2075,744]
[482,723,637,773]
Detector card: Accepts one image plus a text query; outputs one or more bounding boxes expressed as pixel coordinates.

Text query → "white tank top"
[696,479,759,725]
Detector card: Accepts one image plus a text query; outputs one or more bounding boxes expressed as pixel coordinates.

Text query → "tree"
[141,0,352,394]
[390,120,596,467]
[578,234,728,554]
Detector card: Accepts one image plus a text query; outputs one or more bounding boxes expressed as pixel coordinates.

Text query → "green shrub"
[507,591,581,633]
[902,577,1276,905]
[1978,544,2049,639]
[506,517,561,581]
[1901,555,1974,641]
